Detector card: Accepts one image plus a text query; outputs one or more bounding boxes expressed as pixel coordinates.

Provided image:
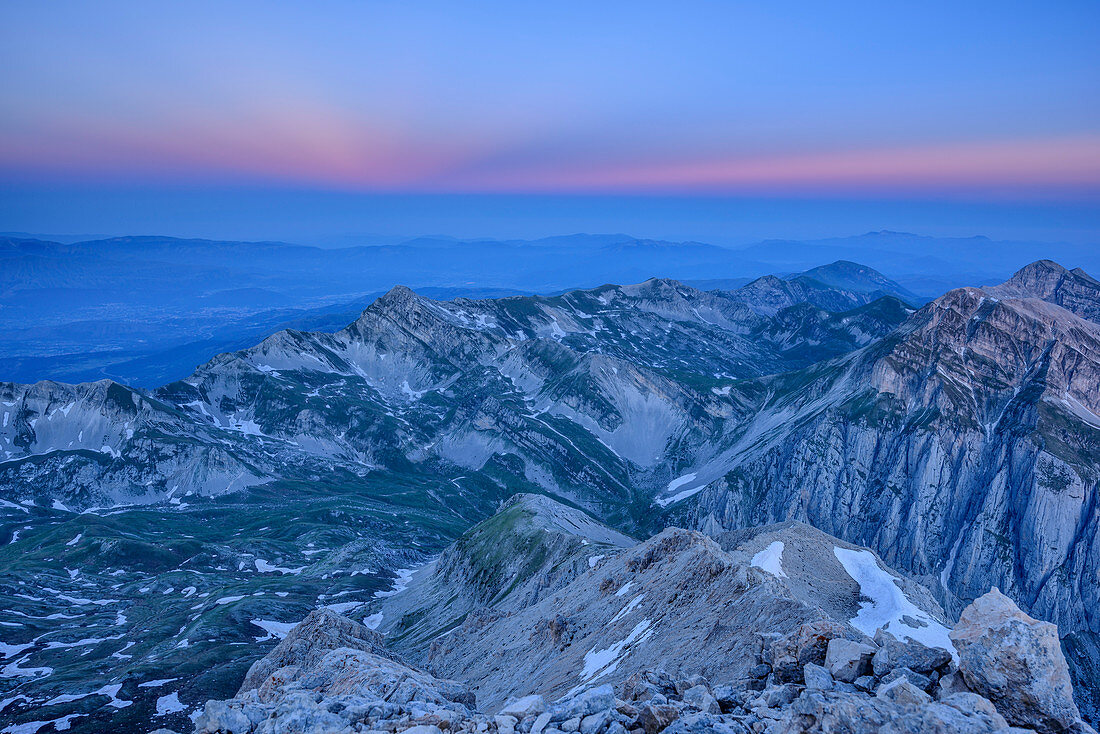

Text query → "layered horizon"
[2,1,1098,243]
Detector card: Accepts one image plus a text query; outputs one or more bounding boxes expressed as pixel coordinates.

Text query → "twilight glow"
[2,1,1098,200]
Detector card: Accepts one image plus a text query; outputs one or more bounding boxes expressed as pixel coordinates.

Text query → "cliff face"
[683,266,1100,643]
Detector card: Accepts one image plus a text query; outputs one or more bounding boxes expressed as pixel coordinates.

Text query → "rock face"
[194,497,1097,734]
[683,261,1100,648]
[238,608,396,693]
[951,589,1083,733]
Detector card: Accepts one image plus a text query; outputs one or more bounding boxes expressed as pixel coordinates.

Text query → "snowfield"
[833,547,956,659]
[751,541,788,578]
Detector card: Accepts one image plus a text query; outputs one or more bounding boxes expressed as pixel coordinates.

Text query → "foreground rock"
[951,589,1084,733]
[190,497,1096,733]
[193,609,1092,733]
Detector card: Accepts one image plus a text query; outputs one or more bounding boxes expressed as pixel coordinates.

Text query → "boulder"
[633,703,680,734]
[938,693,1009,730]
[871,629,952,676]
[950,589,1082,733]
[549,686,616,722]
[878,666,933,693]
[875,678,932,707]
[501,695,548,719]
[580,712,610,734]
[768,621,850,682]
[824,638,875,682]
[682,685,720,714]
[934,670,971,699]
[852,676,875,693]
[802,663,834,691]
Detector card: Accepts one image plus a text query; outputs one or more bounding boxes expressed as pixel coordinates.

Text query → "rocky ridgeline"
[179,587,1092,734]
[166,496,1094,734]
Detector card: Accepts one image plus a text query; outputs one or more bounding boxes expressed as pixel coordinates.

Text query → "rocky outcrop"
[239,608,397,693]
[192,510,1098,733]
[951,589,1084,733]
[368,497,958,711]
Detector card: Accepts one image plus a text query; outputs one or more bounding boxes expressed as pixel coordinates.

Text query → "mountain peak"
[985,260,1100,323]
[1009,259,1070,281]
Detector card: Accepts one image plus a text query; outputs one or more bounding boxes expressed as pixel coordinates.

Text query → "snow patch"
[751,541,788,578]
[609,594,646,624]
[254,559,305,575]
[833,547,956,660]
[155,692,186,716]
[654,473,702,507]
[214,595,245,606]
[579,618,654,683]
[138,678,178,688]
[251,619,296,641]
[373,568,416,598]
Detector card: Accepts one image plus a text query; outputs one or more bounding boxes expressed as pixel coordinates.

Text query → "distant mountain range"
[2,229,945,386]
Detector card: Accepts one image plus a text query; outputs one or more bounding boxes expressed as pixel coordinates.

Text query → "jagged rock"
[852,675,875,693]
[875,677,932,706]
[871,629,952,676]
[580,711,611,734]
[501,694,548,718]
[934,669,972,699]
[939,693,1010,730]
[879,666,934,693]
[824,638,875,683]
[802,664,833,692]
[239,607,395,693]
[768,621,851,683]
[951,589,1083,733]
[781,687,1011,733]
[682,685,720,714]
[530,712,554,734]
[623,671,677,702]
[662,712,750,734]
[633,703,680,734]
[549,686,616,722]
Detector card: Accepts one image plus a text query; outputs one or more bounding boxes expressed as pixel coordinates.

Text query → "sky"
[1,1,1098,243]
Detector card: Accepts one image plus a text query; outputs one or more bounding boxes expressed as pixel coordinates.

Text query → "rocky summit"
[181,494,1095,734]
[1,261,1099,732]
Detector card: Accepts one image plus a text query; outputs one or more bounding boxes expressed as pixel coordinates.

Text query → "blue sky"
[1,1,1097,242]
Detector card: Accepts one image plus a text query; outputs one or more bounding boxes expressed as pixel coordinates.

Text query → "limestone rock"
[802,663,834,692]
[871,629,952,676]
[875,677,932,706]
[239,607,394,693]
[951,588,1082,733]
[824,638,875,683]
